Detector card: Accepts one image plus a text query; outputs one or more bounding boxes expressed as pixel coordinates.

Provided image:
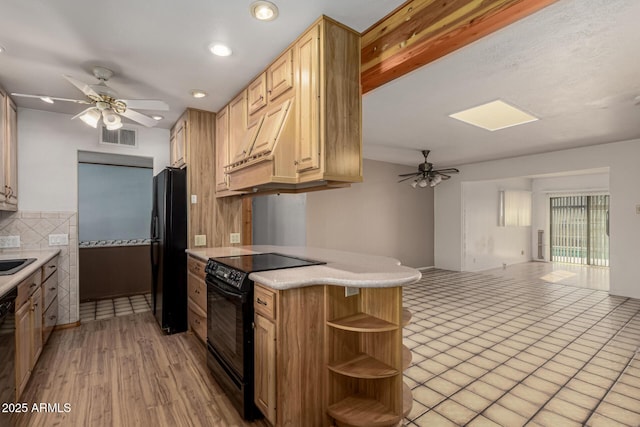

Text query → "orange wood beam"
[361,0,559,94]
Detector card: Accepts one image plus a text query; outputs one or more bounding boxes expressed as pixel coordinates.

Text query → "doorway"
[550,195,609,266]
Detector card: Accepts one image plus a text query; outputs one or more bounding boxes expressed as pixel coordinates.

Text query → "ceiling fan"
[398,150,460,188]
[11,66,168,129]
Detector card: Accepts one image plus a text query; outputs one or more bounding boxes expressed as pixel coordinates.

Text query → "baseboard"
[417,266,435,271]
[54,320,81,330]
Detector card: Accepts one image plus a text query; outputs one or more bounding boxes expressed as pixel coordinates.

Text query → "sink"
[0,258,37,276]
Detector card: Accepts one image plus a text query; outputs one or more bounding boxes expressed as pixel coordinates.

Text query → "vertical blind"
[550,195,609,266]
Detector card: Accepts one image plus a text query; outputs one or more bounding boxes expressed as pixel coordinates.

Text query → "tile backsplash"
[0,211,79,324]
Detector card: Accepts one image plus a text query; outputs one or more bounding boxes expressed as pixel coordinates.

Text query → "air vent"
[100,126,137,148]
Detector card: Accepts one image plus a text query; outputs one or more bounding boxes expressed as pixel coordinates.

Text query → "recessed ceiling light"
[152,115,164,121]
[40,96,54,104]
[209,43,232,57]
[250,1,279,21]
[191,90,207,99]
[449,100,538,131]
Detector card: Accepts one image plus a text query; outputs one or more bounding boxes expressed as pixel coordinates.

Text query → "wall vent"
[100,126,137,148]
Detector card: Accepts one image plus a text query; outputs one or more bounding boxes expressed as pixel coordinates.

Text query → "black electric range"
[204,253,325,420]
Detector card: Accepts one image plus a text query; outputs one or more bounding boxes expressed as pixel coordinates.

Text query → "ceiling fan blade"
[439,174,452,180]
[120,108,158,127]
[63,75,101,99]
[11,93,91,104]
[398,172,420,177]
[433,168,460,174]
[120,99,169,111]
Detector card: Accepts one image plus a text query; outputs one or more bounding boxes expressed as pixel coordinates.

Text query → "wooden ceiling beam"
[361,0,559,94]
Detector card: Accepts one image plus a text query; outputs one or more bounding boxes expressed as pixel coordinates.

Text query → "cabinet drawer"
[187,256,206,279]
[16,272,41,309]
[43,296,58,344]
[42,271,58,310]
[188,299,207,343]
[41,256,58,282]
[254,283,276,320]
[187,272,206,312]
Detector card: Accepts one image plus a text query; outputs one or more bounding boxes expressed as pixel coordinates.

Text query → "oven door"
[206,277,250,378]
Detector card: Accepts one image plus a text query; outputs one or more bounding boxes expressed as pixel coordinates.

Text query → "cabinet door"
[173,120,186,167]
[250,99,290,157]
[229,91,248,165]
[30,287,43,366]
[268,49,293,102]
[295,25,321,172]
[215,105,230,192]
[248,73,267,116]
[254,314,276,425]
[5,97,17,207]
[0,89,6,204]
[15,302,31,398]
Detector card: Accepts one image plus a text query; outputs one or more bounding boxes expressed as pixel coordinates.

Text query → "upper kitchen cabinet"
[0,86,18,211]
[170,113,187,168]
[223,16,362,194]
[215,105,230,192]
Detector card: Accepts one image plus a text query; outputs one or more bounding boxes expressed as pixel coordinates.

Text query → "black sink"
[0,258,37,276]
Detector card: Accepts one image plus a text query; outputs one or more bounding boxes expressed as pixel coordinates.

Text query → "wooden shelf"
[327,312,398,332]
[402,308,412,326]
[402,345,412,370]
[328,395,401,427]
[328,353,399,379]
[403,382,413,417]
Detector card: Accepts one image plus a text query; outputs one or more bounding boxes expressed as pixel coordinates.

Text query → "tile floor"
[79,294,152,322]
[403,269,640,426]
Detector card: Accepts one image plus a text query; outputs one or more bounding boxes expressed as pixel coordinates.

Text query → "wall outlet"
[230,233,241,244]
[345,287,360,297]
[0,235,20,248]
[191,194,197,204]
[49,234,69,246]
[194,234,206,246]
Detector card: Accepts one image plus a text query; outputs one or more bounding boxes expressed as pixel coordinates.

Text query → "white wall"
[435,138,640,299]
[463,178,532,271]
[306,159,434,268]
[252,193,306,246]
[530,173,609,261]
[18,108,169,212]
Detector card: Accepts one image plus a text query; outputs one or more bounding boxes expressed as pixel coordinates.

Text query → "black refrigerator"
[150,167,187,334]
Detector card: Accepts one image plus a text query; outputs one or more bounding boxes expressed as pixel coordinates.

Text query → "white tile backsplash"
[0,210,79,325]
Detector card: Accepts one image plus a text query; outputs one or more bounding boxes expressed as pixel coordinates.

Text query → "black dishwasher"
[0,287,17,421]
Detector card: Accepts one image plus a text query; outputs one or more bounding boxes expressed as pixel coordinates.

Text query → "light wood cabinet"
[30,287,43,366]
[170,115,187,168]
[187,255,207,343]
[41,255,58,344]
[229,91,248,166]
[0,87,18,211]
[294,18,362,183]
[267,49,294,102]
[254,313,276,424]
[248,73,267,116]
[215,106,230,192]
[15,301,31,398]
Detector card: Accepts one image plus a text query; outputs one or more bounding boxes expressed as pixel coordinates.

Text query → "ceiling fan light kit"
[12,66,168,129]
[398,149,459,189]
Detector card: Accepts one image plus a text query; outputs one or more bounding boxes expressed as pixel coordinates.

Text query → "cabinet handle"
[49,287,56,291]
[194,319,200,325]
[49,265,56,269]
[49,315,57,321]
[30,283,37,288]
[195,289,200,294]
[294,160,299,165]
[256,298,268,306]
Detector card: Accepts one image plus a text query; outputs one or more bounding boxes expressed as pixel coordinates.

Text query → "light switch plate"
[345,287,359,297]
[49,234,69,246]
[194,234,206,246]
[0,235,20,248]
[230,233,241,244]
[191,194,197,204]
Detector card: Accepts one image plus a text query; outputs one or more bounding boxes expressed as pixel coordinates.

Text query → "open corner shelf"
[328,353,399,379]
[327,312,398,332]
[402,345,412,370]
[328,394,401,427]
[402,308,412,326]
[403,382,413,417]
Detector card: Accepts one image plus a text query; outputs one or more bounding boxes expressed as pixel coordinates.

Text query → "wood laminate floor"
[10,313,266,427]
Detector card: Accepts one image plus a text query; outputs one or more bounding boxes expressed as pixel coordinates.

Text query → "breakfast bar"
[186,246,420,427]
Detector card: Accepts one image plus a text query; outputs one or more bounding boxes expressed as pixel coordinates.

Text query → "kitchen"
[2,0,640,426]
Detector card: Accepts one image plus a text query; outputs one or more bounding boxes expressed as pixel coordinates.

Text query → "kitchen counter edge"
[0,249,62,299]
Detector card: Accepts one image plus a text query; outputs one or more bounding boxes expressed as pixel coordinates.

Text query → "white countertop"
[0,250,61,299]
[186,246,421,290]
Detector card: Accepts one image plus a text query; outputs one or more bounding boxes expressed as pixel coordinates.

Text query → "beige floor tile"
[432,353,462,368]
[594,402,640,425]
[413,410,457,427]
[450,389,492,413]
[544,397,592,423]
[481,372,517,391]
[531,409,582,427]
[424,377,461,397]
[412,386,447,408]
[523,375,561,396]
[493,364,528,382]
[466,415,502,426]
[455,362,488,378]
[586,412,632,427]
[434,400,477,425]
[556,388,601,410]
[496,393,539,419]
[406,400,429,420]
[601,392,640,415]
[610,383,640,400]
[483,403,528,427]
[417,359,448,375]
[405,365,435,383]
[466,381,504,401]
[440,369,475,387]
[534,367,570,385]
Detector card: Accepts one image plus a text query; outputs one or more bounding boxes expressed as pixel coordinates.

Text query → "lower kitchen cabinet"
[187,255,207,342]
[254,309,276,424]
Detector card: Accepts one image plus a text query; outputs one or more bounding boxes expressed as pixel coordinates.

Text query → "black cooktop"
[211,252,326,273]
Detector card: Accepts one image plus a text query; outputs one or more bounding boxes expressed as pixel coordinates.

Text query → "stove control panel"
[205,260,247,290]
